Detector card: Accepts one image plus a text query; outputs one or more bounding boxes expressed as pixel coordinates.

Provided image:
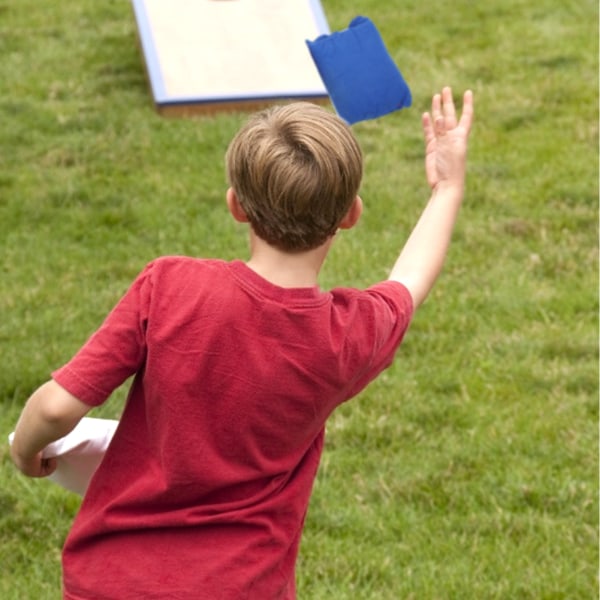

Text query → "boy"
[11,87,473,599]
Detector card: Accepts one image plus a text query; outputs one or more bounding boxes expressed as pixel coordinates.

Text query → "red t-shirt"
[54,257,413,599]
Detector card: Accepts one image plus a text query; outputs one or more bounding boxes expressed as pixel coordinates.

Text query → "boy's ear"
[338,196,363,230]
[226,188,249,223]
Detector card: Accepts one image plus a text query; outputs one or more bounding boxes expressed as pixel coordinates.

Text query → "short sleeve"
[343,280,413,399]
[52,262,155,406]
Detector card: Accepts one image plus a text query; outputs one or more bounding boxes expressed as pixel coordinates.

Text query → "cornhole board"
[131,0,331,116]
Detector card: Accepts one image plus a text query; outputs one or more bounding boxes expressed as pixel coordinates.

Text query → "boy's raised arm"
[389,87,474,308]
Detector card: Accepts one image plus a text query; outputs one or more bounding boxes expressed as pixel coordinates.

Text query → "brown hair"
[226,102,363,252]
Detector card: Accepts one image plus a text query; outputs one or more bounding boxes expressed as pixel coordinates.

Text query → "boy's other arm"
[389,87,474,308]
[10,380,91,477]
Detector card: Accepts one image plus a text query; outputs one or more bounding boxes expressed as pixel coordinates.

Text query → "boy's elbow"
[32,380,90,428]
[389,276,426,309]
[37,399,74,428]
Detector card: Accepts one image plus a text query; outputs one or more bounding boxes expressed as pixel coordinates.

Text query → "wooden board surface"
[132,0,330,115]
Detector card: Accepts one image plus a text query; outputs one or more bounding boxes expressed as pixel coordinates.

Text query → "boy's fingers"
[422,112,435,144]
[458,90,474,134]
[431,93,442,123]
[42,457,55,475]
[430,93,446,137]
[428,88,473,139]
[441,86,457,127]
[434,116,446,137]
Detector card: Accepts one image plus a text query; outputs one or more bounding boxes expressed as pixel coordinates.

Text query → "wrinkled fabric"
[54,257,413,599]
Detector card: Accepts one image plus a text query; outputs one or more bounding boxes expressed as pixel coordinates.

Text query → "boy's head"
[226,102,363,252]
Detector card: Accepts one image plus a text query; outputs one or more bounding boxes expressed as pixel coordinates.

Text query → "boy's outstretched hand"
[389,86,474,308]
[422,87,474,191]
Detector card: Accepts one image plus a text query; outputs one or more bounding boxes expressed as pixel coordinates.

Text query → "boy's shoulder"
[145,255,230,276]
[328,279,414,319]
[149,255,225,268]
[331,279,412,301]
[134,256,234,293]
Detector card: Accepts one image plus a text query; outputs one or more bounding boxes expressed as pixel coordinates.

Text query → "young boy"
[11,87,473,599]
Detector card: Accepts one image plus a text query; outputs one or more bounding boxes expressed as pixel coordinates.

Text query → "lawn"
[0,0,597,598]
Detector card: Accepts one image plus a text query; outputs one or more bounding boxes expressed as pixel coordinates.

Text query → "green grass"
[0,0,597,597]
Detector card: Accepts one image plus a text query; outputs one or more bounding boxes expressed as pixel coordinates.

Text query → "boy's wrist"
[432,179,465,198]
[10,446,33,473]
[10,434,36,468]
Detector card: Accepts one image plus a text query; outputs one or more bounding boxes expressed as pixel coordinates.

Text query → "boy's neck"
[245,234,333,288]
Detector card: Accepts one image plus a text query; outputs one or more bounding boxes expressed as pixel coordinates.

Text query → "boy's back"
[10,89,473,598]
[56,257,412,598]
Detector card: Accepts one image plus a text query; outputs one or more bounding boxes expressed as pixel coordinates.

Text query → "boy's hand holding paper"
[9,417,118,496]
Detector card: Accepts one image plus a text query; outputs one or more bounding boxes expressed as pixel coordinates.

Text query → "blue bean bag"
[306,16,412,124]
